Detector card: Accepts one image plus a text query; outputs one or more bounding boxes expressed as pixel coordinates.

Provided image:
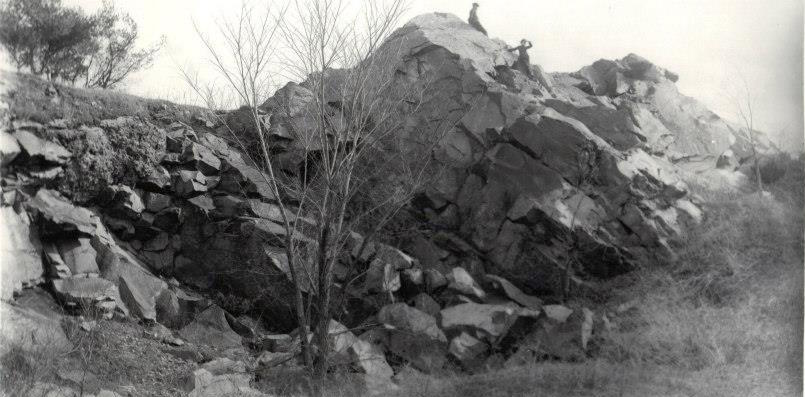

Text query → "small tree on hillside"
[725,71,764,192]
[0,0,97,81]
[0,0,162,88]
[183,0,471,381]
[83,1,164,89]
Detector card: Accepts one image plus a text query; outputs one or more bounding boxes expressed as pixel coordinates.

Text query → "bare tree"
[182,0,473,381]
[725,71,764,192]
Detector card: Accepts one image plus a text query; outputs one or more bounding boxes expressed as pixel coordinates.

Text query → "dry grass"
[1,70,208,126]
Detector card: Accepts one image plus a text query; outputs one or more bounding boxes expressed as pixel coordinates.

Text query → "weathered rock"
[181,142,222,175]
[57,237,99,275]
[97,243,167,320]
[144,192,172,212]
[51,277,119,312]
[184,363,265,397]
[378,303,446,342]
[349,337,394,382]
[0,130,21,166]
[173,170,207,197]
[43,242,71,278]
[179,305,243,349]
[26,189,98,236]
[440,302,521,340]
[448,332,489,366]
[0,298,71,358]
[484,274,542,310]
[378,303,448,373]
[364,261,401,293]
[139,165,172,192]
[13,129,72,164]
[411,293,441,317]
[0,206,44,299]
[424,268,447,292]
[447,267,486,300]
[220,158,277,200]
[507,307,594,363]
[153,207,182,233]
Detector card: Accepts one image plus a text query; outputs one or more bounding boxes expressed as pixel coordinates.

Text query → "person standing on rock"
[468,3,487,35]
[508,39,534,79]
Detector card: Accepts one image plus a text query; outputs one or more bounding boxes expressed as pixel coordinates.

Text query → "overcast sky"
[5,0,803,149]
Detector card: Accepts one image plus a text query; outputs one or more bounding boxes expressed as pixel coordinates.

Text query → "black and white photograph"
[0,0,802,396]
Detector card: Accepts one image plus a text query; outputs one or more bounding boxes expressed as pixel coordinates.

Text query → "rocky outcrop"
[0,9,776,384]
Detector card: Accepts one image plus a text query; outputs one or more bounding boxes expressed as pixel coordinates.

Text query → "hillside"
[0,12,801,397]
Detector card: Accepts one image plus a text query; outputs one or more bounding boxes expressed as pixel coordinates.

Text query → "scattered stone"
[411,293,441,317]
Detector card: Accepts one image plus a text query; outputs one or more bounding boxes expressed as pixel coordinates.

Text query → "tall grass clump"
[602,171,803,390]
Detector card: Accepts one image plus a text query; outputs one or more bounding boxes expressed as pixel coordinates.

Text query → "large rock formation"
[0,11,779,382]
[259,13,723,296]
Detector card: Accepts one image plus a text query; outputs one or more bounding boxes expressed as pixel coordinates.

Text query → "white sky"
[3,0,803,149]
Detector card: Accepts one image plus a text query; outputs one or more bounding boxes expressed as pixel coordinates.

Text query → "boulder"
[0,130,21,166]
[483,274,542,310]
[424,268,447,292]
[56,237,99,275]
[173,170,207,197]
[144,192,172,212]
[26,189,99,236]
[364,261,401,294]
[411,293,441,317]
[51,277,120,313]
[181,142,222,175]
[448,332,489,366]
[377,303,447,373]
[179,305,244,349]
[349,338,394,383]
[139,165,172,192]
[447,267,486,300]
[0,206,44,299]
[0,298,71,358]
[440,302,522,341]
[507,307,594,363]
[103,185,145,219]
[43,242,71,279]
[220,158,277,200]
[13,129,72,164]
[378,303,446,342]
[97,243,168,321]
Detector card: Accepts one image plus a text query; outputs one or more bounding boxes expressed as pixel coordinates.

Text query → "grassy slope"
[393,170,804,397]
